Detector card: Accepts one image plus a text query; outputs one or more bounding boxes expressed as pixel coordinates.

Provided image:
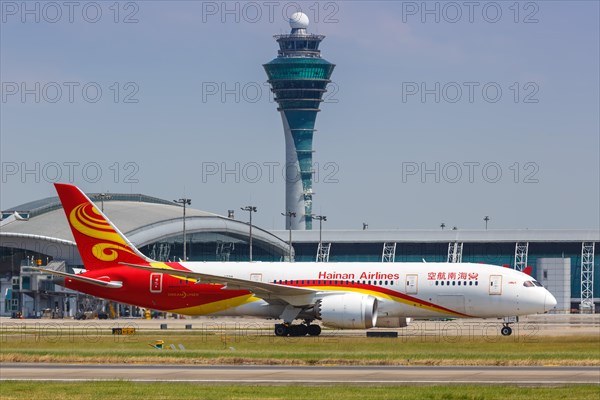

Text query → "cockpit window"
[523,280,544,288]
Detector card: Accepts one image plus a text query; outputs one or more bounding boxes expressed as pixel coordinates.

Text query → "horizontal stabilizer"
[31,267,123,289]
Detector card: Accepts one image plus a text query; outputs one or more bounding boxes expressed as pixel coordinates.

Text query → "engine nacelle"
[376,317,411,328]
[316,293,378,329]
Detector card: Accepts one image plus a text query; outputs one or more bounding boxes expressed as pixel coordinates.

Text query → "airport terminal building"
[1,193,598,317]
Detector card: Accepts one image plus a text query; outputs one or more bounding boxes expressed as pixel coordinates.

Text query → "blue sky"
[1,1,598,230]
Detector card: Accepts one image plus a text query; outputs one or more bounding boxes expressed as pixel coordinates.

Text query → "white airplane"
[40,183,557,337]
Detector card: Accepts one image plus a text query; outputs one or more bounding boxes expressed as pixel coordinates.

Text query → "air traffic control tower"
[264,12,335,230]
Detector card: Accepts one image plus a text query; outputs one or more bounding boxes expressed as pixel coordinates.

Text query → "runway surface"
[1,364,598,385]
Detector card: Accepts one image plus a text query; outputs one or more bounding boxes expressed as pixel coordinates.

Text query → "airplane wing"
[120,262,316,300]
[31,267,123,289]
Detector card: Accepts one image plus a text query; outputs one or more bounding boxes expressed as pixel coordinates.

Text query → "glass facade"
[265,61,335,81]
[137,232,286,262]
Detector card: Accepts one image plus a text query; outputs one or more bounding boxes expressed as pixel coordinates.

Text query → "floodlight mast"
[242,206,257,261]
[173,198,191,261]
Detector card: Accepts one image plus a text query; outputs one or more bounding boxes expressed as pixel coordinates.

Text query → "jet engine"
[315,293,378,329]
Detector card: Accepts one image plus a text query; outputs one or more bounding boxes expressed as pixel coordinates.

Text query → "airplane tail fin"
[55,183,153,270]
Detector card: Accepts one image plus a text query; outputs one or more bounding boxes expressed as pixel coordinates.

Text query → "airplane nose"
[544,291,557,312]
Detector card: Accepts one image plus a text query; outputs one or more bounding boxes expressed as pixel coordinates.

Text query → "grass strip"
[1,382,599,400]
[1,334,598,366]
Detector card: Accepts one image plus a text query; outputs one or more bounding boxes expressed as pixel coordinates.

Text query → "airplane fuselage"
[65,261,553,322]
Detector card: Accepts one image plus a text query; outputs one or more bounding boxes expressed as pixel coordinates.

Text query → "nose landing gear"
[500,316,518,336]
[500,324,513,336]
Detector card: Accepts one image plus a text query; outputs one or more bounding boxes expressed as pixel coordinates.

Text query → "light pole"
[484,216,490,230]
[440,223,446,230]
[94,193,112,212]
[241,206,257,262]
[173,198,191,261]
[312,215,327,248]
[282,211,296,261]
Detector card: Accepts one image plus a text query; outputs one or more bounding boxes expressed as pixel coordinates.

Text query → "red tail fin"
[55,183,153,270]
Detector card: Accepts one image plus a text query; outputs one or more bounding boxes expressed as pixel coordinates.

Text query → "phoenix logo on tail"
[55,183,152,269]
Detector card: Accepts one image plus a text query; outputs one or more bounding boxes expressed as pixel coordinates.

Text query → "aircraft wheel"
[307,324,321,336]
[500,326,512,336]
[298,324,308,336]
[288,325,306,337]
[274,324,288,337]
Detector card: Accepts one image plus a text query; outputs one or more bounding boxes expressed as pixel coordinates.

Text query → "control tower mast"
[263,12,335,230]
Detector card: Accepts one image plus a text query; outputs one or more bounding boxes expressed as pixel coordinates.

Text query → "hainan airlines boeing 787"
[36,183,556,336]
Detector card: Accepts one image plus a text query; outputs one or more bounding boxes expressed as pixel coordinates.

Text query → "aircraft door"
[150,273,163,293]
[406,274,418,294]
[489,275,502,295]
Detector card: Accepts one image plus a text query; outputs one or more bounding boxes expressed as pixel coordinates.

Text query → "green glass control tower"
[263,12,335,230]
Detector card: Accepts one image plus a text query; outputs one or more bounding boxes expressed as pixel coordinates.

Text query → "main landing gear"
[274,321,322,337]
